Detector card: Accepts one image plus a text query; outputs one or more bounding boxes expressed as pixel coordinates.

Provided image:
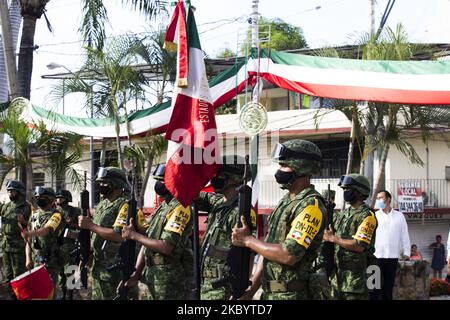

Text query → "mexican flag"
[163,1,220,207]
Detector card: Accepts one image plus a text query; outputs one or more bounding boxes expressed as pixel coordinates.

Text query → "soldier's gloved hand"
[78,215,94,230]
[122,218,136,240]
[232,216,251,247]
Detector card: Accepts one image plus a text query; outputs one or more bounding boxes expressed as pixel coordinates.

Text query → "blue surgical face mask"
[376,199,386,209]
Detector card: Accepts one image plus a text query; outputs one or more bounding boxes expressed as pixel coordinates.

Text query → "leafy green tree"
[242,17,308,54]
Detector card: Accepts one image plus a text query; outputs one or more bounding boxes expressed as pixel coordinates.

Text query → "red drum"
[10,265,54,300]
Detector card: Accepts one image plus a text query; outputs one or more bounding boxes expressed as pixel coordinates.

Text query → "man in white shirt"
[447,229,450,282]
[371,190,411,300]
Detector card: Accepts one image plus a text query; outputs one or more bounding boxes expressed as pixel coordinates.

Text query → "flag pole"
[250,0,260,235]
[191,203,201,300]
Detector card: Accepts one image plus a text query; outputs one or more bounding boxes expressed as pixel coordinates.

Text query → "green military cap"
[272,139,322,176]
[338,174,371,197]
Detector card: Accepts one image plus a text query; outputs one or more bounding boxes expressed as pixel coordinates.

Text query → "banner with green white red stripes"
[13,48,450,137]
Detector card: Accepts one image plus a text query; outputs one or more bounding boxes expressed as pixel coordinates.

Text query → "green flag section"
[9,48,450,137]
[252,49,450,105]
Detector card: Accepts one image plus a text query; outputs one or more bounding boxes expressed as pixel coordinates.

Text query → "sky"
[28,0,450,117]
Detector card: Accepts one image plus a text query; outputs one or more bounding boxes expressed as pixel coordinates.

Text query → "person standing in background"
[446,230,450,282]
[372,190,411,300]
[429,235,446,279]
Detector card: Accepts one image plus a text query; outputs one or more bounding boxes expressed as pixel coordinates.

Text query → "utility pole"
[0,0,18,99]
[250,0,260,236]
[370,0,376,37]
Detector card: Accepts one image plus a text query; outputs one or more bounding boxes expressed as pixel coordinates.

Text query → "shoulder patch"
[250,208,257,229]
[286,198,323,249]
[352,213,377,244]
[113,202,129,229]
[44,212,62,231]
[164,205,191,236]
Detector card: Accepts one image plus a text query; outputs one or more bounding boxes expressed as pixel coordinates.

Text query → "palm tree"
[0,103,84,200]
[356,24,450,205]
[79,0,167,51]
[49,35,149,170]
[123,134,167,208]
[312,25,450,207]
[14,0,165,103]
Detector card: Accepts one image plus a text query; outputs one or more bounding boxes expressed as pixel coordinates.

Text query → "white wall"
[385,137,450,181]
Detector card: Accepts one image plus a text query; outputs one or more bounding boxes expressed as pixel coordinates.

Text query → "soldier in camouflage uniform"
[308,189,337,300]
[323,174,378,300]
[195,155,256,300]
[232,140,327,300]
[23,187,66,291]
[0,180,31,299]
[121,163,194,300]
[78,167,146,300]
[55,190,82,300]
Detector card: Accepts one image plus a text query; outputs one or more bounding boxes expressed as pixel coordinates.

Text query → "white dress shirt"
[447,229,450,259]
[374,208,411,259]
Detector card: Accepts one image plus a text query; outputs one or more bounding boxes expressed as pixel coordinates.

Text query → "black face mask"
[211,176,226,193]
[99,185,112,196]
[343,189,358,204]
[9,194,19,202]
[36,198,49,208]
[274,169,296,189]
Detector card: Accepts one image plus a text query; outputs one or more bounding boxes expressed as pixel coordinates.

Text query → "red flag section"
[163,1,219,207]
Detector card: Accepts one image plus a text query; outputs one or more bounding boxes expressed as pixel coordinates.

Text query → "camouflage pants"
[92,277,119,300]
[2,251,26,298]
[201,278,232,300]
[331,288,369,300]
[2,251,26,282]
[260,290,309,300]
[143,265,187,300]
[91,276,139,300]
[308,271,332,300]
[58,251,78,299]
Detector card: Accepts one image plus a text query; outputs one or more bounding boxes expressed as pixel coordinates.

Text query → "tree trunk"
[115,129,123,170]
[25,147,33,203]
[17,15,36,99]
[100,138,107,166]
[370,144,390,207]
[0,0,19,99]
[138,155,154,209]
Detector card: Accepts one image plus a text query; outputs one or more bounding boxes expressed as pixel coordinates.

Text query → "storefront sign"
[404,213,445,220]
[397,181,423,213]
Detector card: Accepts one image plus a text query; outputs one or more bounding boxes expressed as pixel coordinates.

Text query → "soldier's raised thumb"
[240,215,248,228]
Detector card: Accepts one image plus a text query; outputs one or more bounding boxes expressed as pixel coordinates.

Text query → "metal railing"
[386,179,450,208]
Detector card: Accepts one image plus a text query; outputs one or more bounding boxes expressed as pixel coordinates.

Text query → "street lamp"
[45,62,96,208]
[46,62,72,115]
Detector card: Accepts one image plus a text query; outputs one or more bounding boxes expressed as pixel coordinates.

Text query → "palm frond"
[79,0,109,50]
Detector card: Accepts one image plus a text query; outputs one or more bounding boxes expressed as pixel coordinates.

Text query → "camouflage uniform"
[330,174,378,300]
[90,167,146,300]
[0,185,31,297]
[262,186,327,300]
[261,139,327,300]
[90,195,129,300]
[30,205,66,288]
[56,192,82,300]
[197,155,256,300]
[141,197,193,300]
[198,192,240,300]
